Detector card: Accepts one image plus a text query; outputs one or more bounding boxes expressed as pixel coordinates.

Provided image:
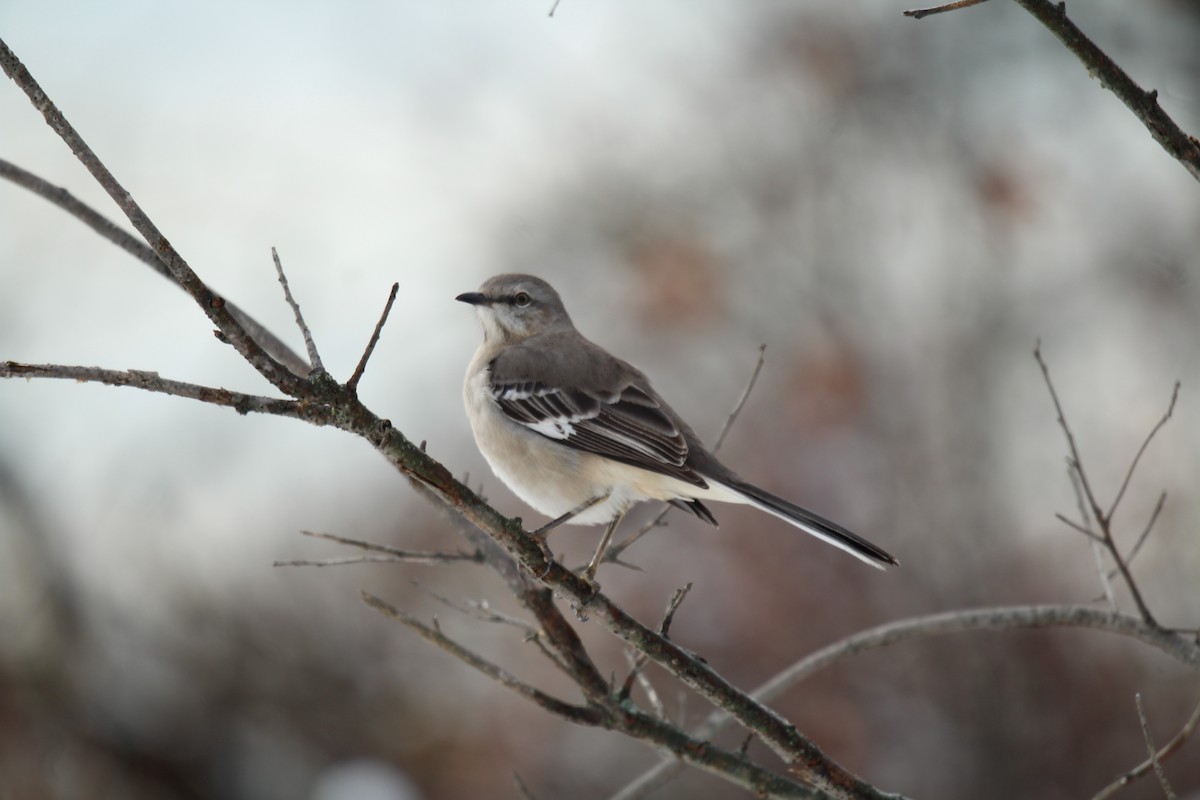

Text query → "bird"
[457,273,897,580]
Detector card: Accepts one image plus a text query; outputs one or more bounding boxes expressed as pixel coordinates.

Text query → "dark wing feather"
[489,367,707,488]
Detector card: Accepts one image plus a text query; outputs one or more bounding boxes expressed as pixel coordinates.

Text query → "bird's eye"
[513,291,532,307]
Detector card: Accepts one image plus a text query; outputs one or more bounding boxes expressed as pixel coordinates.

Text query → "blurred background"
[2,1,1199,798]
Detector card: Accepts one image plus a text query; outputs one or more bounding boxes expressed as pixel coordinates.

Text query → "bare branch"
[272,247,322,373]
[348,282,399,392]
[0,38,306,394]
[1094,695,1200,800]
[0,361,300,417]
[0,158,311,375]
[905,1,1200,182]
[1035,343,1159,627]
[297,529,482,562]
[1009,0,1200,183]
[903,0,990,20]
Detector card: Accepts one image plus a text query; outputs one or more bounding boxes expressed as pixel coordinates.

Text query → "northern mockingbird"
[458,273,897,579]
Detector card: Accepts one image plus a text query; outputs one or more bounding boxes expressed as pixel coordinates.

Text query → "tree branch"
[905,0,1200,182]
[0,158,311,375]
[0,37,306,393]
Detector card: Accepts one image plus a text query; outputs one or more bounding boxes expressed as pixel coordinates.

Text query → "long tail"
[724,479,898,570]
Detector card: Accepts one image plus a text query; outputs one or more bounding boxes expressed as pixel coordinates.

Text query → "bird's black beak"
[456,291,490,306]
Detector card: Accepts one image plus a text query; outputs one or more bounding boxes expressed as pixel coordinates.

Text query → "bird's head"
[456,274,573,344]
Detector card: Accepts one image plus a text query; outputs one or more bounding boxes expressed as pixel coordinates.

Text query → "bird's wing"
[487,349,707,488]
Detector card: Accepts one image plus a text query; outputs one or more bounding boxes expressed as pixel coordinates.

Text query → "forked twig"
[1035,342,1161,627]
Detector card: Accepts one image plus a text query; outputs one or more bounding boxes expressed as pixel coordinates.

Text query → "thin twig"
[1135,693,1179,800]
[348,282,399,392]
[1108,382,1180,521]
[712,344,767,452]
[1053,512,1104,544]
[0,362,300,417]
[1110,492,1168,579]
[1094,695,1200,800]
[1067,463,1117,610]
[274,555,469,568]
[902,0,990,20]
[620,583,695,706]
[272,247,322,373]
[660,582,693,639]
[296,529,482,563]
[624,650,668,720]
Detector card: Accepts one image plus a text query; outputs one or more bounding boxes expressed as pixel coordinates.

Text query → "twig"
[0,158,311,375]
[660,582,693,639]
[1067,463,1117,610]
[298,528,481,561]
[1135,693,1179,800]
[274,555,467,568]
[347,282,399,392]
[712,344,767,452]
[0,362,300,417]
[1108,382,1179,521]
[1110,492,1168,579]
[902,0,990,20]
[272,247,322,373]
[619,583,695,707]
[623,650,668,720]
[1094,695,1200,800]
[1053,512,1104,544]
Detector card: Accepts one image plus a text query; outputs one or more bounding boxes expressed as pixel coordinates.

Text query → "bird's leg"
[582,509,626,584]
[529,491,611,541]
